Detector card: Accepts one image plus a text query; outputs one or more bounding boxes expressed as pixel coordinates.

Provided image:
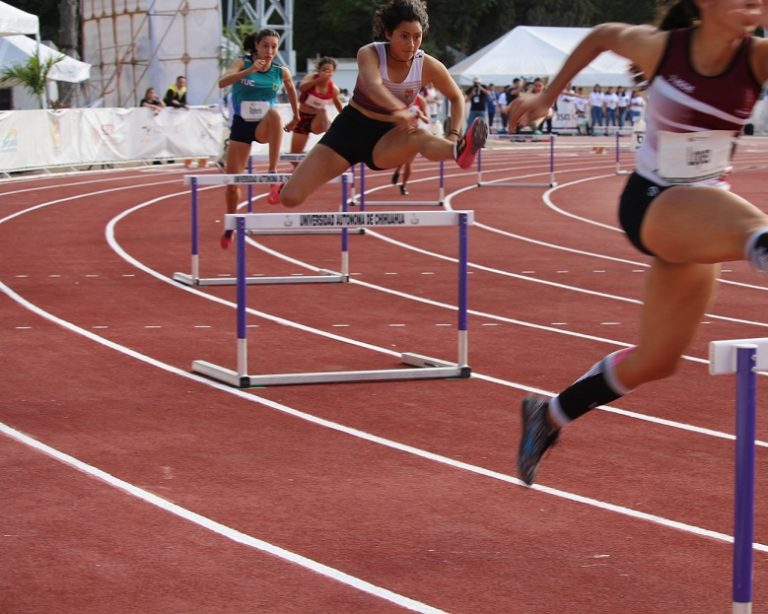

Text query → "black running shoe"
[391,170,400,185]
[400,185,408,195]
[517,396,560,486]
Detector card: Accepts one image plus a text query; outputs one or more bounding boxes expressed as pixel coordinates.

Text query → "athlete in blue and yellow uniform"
[217,29,299,248]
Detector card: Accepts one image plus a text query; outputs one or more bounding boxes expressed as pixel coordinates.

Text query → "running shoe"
[391,170,400,185]
[399,185,408,195]
[517,395,560,486]
[267,182,282,205]
[220,230,233,250]
[455,117,488,169]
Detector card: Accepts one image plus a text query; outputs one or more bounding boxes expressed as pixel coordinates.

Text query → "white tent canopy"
[0,35,91,82]
[0,0,38,36]
[450,26,633,88]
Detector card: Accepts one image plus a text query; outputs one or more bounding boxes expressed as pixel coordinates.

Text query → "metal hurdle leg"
[477,135,558,188]
[709,337,768,614]
[356,160,446,207]
[173,172,350,286]
[192,209,474,387]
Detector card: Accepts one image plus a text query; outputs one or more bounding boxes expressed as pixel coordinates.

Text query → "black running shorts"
[318,105,396,170]
[229,114,266,145]
[618,172,672,256]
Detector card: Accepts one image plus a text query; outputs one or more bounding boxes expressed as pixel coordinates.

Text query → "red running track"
[2,137,768,613]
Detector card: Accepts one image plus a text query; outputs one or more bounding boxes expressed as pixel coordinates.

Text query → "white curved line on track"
[3,162,768,594]
[1,279,765,575]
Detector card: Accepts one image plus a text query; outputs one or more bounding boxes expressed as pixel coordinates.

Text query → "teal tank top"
[230,56,283,119]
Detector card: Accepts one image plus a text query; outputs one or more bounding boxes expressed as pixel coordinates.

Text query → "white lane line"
[0,421,445,614]
[1,284,762,563]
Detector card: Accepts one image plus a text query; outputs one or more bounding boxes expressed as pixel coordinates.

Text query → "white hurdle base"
[173,270,345,287]
[192,354,471,387]
[478,180,557,188]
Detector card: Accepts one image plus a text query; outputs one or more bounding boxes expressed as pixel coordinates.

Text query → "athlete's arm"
[332,84,343,113]
[218,57,259,89]
[282,66,300,131]
[423,55,465,138]
[508,24,665,126]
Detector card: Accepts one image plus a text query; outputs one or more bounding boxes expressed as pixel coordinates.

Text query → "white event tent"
[0,1,90,108]
[0,0,37,36]
[0,34,91,83]
[450,26,633,87]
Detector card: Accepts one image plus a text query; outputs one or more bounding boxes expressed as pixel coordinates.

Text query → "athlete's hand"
[392,107,418,129]
[727,3,768,27]
[283,116,299,132]
[506,92,553,129]
[248,59,268,73]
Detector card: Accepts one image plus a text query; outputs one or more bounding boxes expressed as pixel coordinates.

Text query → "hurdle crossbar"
[709,337,768,614]
[477,135,557,188]
[192,210,473,387]
[354,161,445,208]
[173,172,353,287]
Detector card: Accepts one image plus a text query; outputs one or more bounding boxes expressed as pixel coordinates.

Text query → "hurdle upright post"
[340,174,350,280]
[458,212,469,366]
[359,162,367,211]
[476,148,483,186]
[733,344,757,614]
[247,156,253,212]
[189,177,200,281]
[439,160,445,204]
[236,216,248,384]
[710,337,768,613]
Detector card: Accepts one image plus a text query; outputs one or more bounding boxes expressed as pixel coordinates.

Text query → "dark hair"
[656,0,700,30]
[243,29,280,54]
[630,0,699,86]
[372,0,429,39]
[316,56,337,70]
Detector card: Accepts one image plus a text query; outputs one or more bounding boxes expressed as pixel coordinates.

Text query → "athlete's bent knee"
[637,356,680,383]
[279,183,304,208]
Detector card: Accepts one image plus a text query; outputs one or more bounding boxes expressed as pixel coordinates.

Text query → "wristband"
[449,129,461,136]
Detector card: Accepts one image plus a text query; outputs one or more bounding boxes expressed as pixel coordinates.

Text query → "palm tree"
[0,53,64,109]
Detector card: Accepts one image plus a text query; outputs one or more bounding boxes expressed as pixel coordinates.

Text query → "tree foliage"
[29,0,661,70]
[294,0,658,66]
[0,53,63,108]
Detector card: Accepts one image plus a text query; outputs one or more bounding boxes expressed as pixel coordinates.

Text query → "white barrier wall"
[0,104,335,174]
[0,106,226,173]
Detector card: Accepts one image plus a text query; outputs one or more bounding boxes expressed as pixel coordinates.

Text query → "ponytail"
[657,0,700,31]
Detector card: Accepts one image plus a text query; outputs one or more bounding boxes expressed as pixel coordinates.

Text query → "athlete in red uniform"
[508,0,768,486]
[289,57,344,160]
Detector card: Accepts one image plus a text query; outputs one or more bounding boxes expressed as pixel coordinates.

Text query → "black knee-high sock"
[746,228,768,272]
[549,349,633,424]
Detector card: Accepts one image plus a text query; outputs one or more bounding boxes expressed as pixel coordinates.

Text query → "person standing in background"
[466,78,490,126]
[164,76,189,109]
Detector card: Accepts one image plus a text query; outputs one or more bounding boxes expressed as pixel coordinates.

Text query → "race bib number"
[657,130,733,183]
[304,94,331,109]
[632,130,644,152]
[241,100,270,121]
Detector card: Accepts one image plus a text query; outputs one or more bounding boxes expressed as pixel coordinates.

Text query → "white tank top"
[351,42,424,114]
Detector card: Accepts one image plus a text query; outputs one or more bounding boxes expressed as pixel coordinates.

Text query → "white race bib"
[657,130,733,184]
[241,100,270,121]
[632,129,645,152]
[304,93,329,110]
